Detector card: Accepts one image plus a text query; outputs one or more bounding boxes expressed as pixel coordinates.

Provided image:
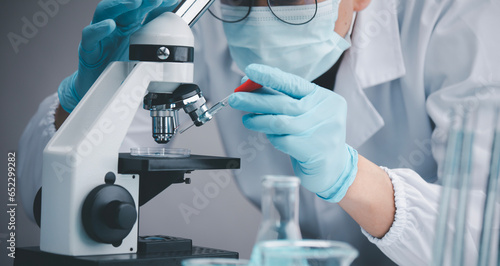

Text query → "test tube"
[432,108,465,266]
[478,108,500,266]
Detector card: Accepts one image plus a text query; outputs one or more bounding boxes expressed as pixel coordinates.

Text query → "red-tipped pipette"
[200,79,263,118]
[179,80,262,134]
[233,79,264,92]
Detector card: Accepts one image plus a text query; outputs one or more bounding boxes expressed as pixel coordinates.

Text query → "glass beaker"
[182,258,249,266]
[252,240,358,266]
[255,175,302,243]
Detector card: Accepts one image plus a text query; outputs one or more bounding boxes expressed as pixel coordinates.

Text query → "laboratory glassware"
[255,175,302,243]
[252,239,358,266]
[130,147,191,158]
[432,106,500,266]
[182,258,249,266]
[478,108,500,266]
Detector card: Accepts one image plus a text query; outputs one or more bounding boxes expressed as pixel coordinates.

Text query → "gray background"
[0,1,260,265]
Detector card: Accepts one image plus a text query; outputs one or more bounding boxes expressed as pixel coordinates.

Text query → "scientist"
[18,0,500,265]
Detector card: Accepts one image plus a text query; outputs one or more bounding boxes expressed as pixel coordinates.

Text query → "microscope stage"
[118,153,240,173]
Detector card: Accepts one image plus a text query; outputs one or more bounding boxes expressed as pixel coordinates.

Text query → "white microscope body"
[40,8,209,256]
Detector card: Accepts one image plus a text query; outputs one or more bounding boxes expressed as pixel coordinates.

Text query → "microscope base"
[15,245,238,266]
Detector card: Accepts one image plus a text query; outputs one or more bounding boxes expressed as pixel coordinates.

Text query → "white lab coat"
[18,0,500,265]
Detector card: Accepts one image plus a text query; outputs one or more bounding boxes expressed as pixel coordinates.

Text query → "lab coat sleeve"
[361,166,494,266]
[360,167,442,265]
[18,93,59,223]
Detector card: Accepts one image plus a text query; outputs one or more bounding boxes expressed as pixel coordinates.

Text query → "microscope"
[15,0,241,265]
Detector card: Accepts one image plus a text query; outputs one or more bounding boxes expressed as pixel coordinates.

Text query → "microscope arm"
[41,61,190,256]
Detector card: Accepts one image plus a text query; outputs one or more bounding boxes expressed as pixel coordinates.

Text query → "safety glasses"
[208,0,319,25]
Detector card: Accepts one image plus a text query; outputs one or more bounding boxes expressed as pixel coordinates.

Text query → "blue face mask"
[221,0,350,81]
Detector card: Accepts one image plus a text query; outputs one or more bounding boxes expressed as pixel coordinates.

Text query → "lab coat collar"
[349,0,406,89]
[335,0,405,148]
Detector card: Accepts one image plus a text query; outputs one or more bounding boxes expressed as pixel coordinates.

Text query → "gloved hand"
[228,64,359,203]
[58,0,179,113]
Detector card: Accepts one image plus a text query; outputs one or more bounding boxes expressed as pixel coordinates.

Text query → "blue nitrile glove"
[228,64,359,203]
[58,0,179,113]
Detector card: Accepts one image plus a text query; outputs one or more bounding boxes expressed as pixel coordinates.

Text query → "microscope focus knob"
[104,201,137,230]
[82,184,137,245]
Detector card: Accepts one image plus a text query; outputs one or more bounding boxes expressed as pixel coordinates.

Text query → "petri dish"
[130,147,190,158]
